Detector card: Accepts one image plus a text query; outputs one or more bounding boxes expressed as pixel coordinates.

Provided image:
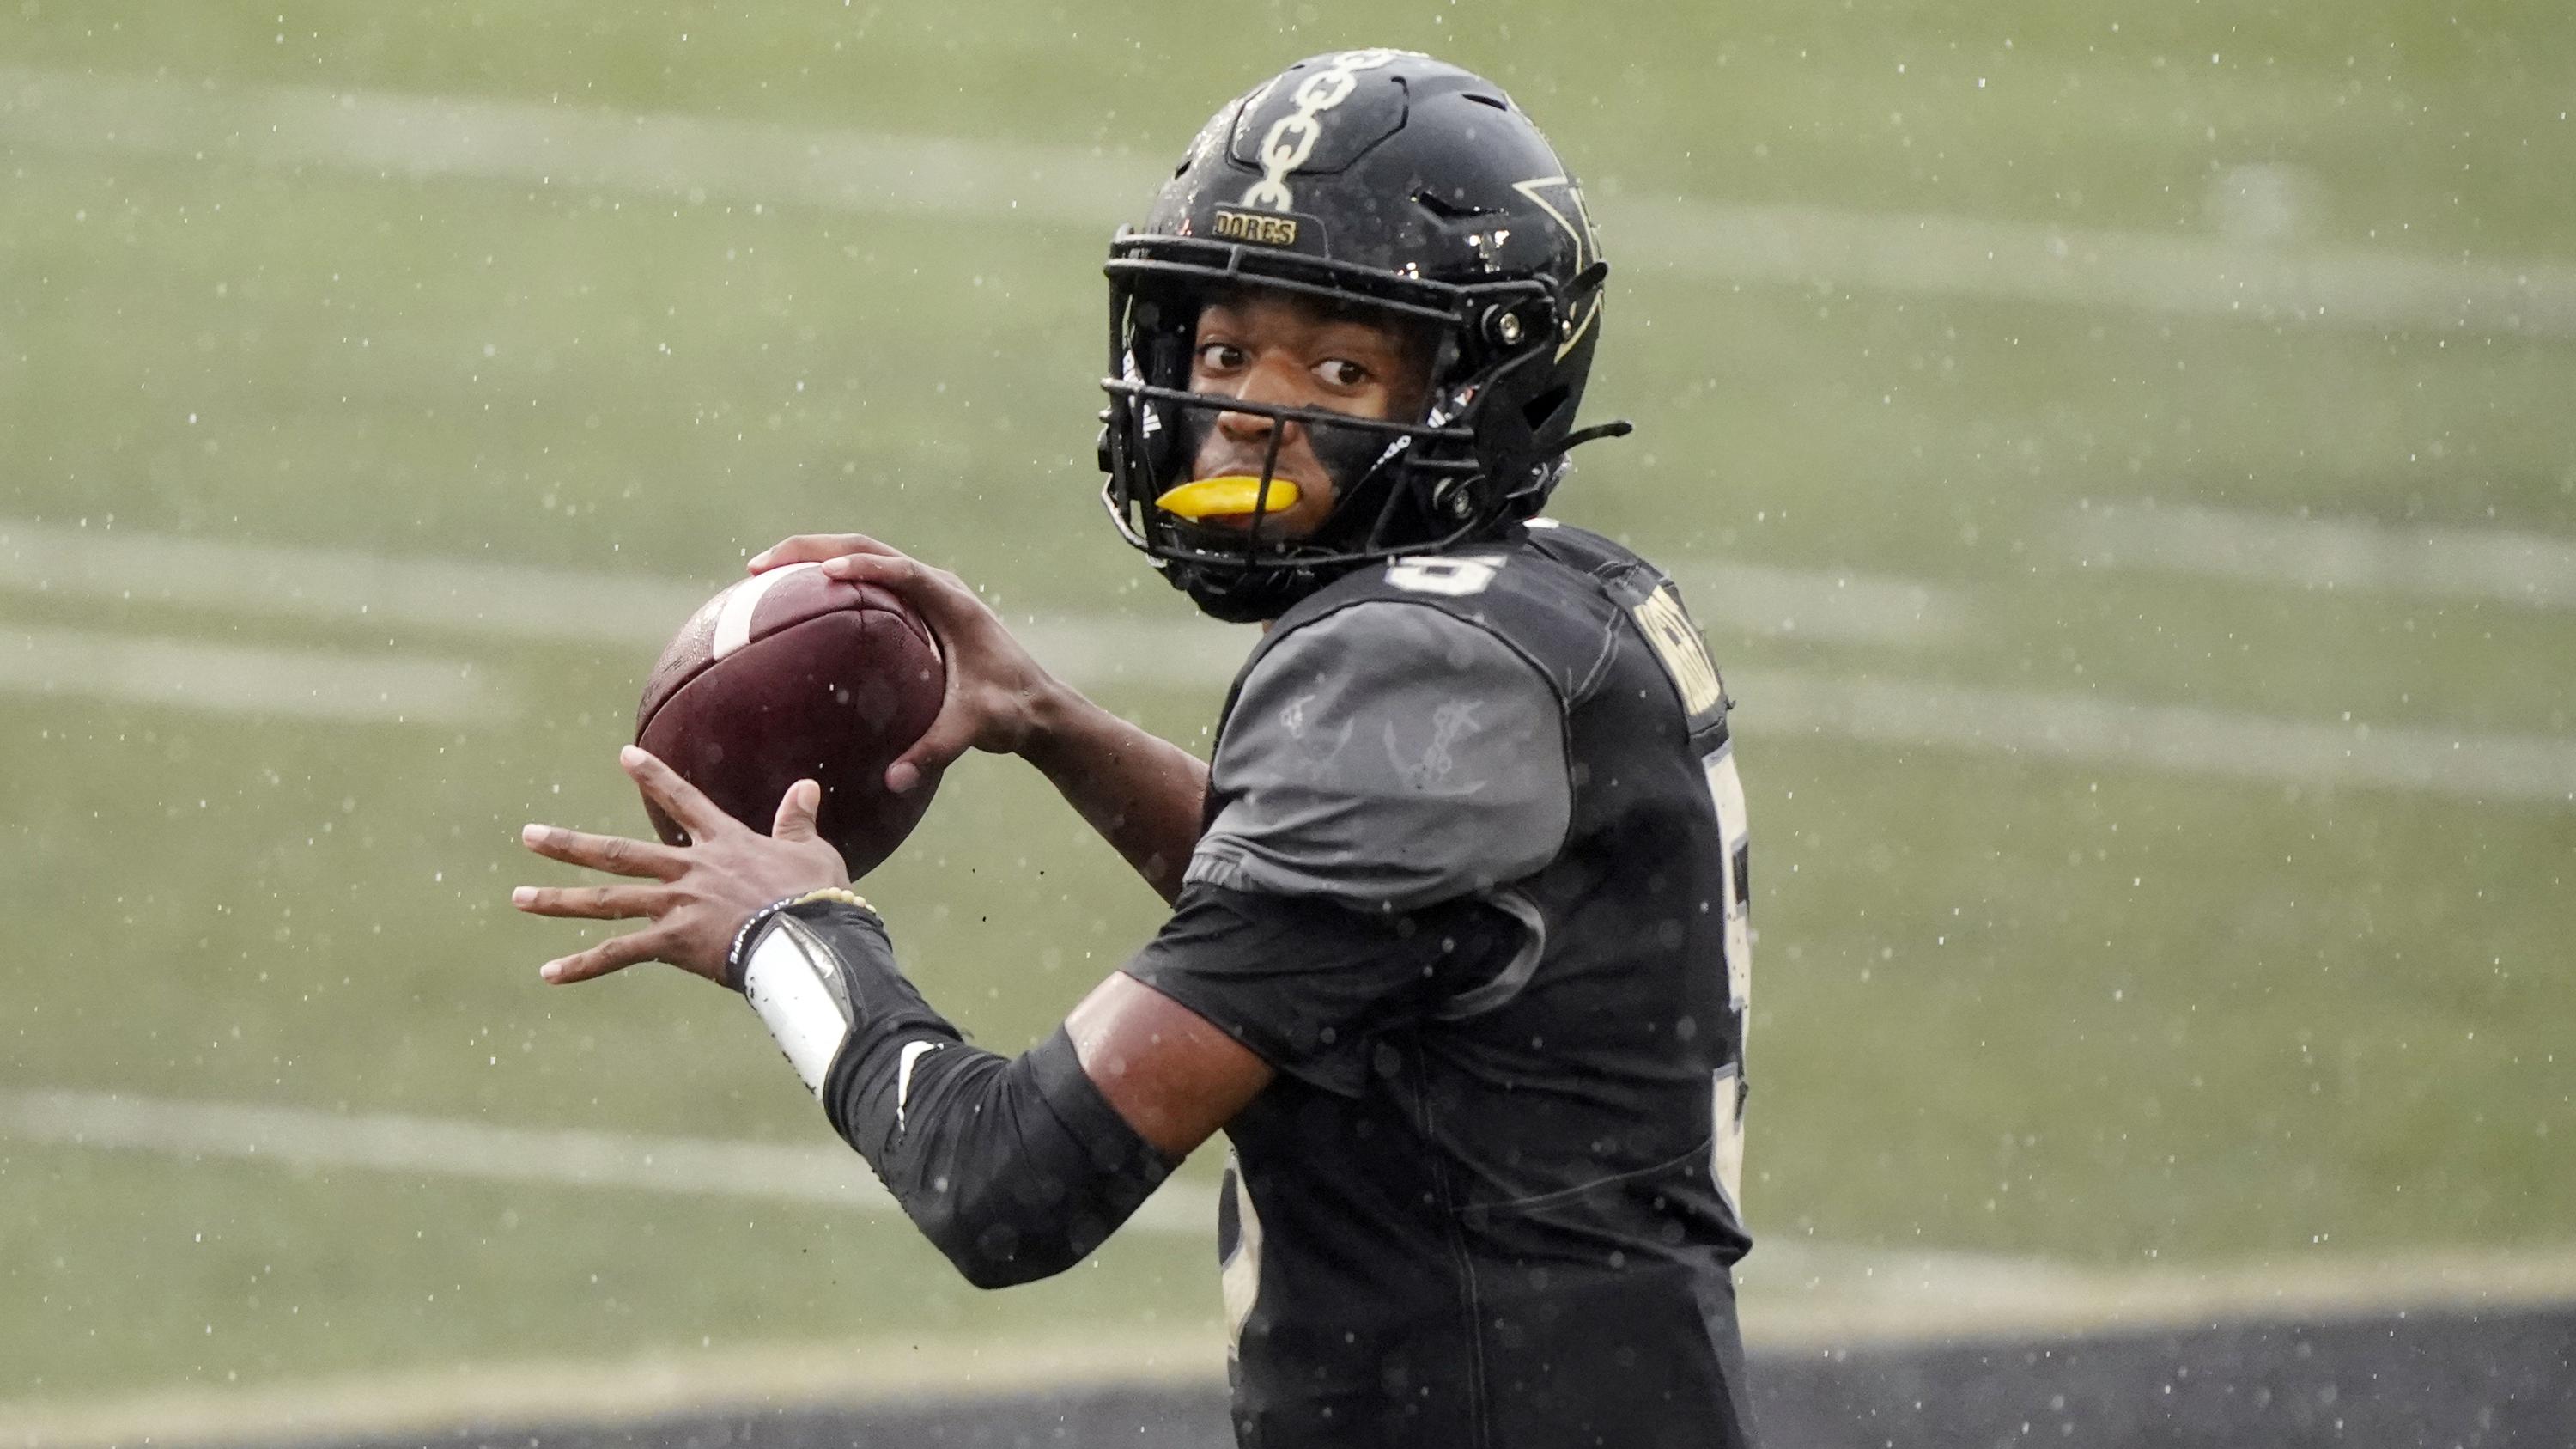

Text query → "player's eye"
[1313,358,1370,389]
[1197,343,1248,373]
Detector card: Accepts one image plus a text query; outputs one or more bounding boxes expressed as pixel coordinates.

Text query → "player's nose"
[1213,357,1309,441]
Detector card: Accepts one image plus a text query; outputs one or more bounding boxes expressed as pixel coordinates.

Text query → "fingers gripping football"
[745,533,904,574]
[816,549,1068,795]
[513,749,848,987]
[624,741,735,843]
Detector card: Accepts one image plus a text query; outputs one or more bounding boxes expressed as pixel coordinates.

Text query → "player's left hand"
[512,746,849,988]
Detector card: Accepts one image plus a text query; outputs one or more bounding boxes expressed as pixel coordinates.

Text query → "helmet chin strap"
[1116,331,1510,622]
[1306,413,1403,503]
[1153,406,1387,624]
[1165,404,1393,524]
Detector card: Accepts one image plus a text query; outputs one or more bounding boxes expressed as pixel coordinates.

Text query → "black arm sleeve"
[744,898,1179,1289]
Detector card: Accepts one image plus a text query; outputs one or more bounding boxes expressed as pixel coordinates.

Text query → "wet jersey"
[1124,521,1759,1449]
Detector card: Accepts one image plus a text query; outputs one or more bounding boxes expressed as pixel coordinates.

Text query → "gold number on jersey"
[1702,744,1753,1216]
[1704,744,1752,1013]
[1219,1155,1266,1352]
[1710,1064,1747,1216]
[1386,554,1501,597]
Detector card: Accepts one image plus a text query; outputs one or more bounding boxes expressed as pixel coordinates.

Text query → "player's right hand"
[746,534,1068,796]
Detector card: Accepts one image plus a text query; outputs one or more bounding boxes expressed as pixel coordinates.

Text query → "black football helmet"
[1098,49,1629,623]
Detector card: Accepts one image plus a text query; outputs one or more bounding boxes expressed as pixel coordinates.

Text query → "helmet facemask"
[1098,239,1573,624]
[1097,52,1628,622]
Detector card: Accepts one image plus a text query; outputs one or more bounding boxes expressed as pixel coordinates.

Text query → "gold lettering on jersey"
[1212,208,1300,247]
[1219,1158,1265,1350]
[1631,585,1723,718]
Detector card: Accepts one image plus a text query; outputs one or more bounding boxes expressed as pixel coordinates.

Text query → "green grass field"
[4,0,2574,1423]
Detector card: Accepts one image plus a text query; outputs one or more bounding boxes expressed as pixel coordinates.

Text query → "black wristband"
[725,886,876,991]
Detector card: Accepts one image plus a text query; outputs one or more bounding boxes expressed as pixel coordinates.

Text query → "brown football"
[635,562,944,877]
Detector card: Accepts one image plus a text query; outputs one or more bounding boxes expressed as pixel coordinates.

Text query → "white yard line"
[0,1329,1232,1449]
[14,1084,2573,1344]
[8,1082,2576,1446]
[1747,1239,2576,1351]
[0,65,1139,229]
[0,516,1961,654]
[13,1242,2576,1449]
[1018,647,2576,807]
[1613,195,2576,337]
[5,517,2567,801]
[0,1086,1213,1237]
[0,1088,2061,1318]
[4,66,2573,337]
[1669,560,1963,646]
[1015,562,1965,675]
[1735,667,2576,807]
[2066,500,2576,611]
[0,516,716,648]
[0,1087,2086,1342]
[0,624,507,725]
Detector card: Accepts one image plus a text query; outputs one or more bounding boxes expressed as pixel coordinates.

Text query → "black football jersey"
[1124,521,1758,1449]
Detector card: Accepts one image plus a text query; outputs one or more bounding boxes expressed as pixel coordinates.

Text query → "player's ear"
[774,779,823,842]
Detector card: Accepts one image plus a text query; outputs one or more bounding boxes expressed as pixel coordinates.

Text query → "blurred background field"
[3,0,2573,1431]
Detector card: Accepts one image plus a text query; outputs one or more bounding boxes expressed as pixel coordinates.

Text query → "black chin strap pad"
[1168,397,1403,503]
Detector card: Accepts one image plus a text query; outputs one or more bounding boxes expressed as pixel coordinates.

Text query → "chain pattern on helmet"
[1238,49,1404,213]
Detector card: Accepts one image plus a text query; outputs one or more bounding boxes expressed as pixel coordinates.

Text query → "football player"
[515,51,1759,1448]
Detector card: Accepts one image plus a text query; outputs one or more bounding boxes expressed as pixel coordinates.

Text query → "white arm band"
[741,916,857,1097]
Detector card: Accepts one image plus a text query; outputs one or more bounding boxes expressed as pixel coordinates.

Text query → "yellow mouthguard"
[1153,476,1303,521]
